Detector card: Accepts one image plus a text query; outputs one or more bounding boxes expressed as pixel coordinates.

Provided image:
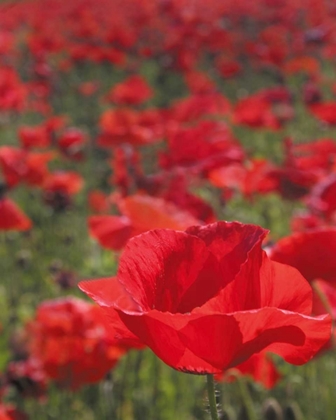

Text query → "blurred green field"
[1,52,336,420]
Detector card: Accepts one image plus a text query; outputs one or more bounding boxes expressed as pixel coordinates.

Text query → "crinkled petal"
[180,308,331,371]
[117,229,218,312]
[232,308,331,366]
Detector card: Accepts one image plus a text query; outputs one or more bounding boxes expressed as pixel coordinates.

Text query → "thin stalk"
[206,374,219,420]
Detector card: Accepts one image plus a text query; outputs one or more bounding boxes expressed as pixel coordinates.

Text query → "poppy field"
[2,0,336,419]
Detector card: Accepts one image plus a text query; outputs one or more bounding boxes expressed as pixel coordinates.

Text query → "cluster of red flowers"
[1,0,336,416]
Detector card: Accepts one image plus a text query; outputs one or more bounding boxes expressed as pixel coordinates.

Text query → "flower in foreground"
[79,221,331,374]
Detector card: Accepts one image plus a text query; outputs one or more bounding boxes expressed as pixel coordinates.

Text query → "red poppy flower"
[0,198,32,231]
[120,194,200,236]
[270,229,336,284]
[292,139,336,174]
[106,75,152,106]
[290,211,326,233]
[88,215,133,251]
[0,147,26,187]
[184,71,216,94]
[98,108,161,147]
[170,94,231,124]
[0,67,26,112]
[24,151,55,187]
[109,145,143,195]
[57,127,85,160]
[160,121,243,173]
[233,97,280,130]
[208,159,278,198]
[284,56,320,76]
[42,171,84,211]
[0,147,54,188]
[80,221,331,374]
[27,297,128,390]
[18,117,65,150]
[262,166,318,200]
[242,159,279,197]
[309,102,336,125]
[216,58,242,78]
[208,164,247,191]
[18,125,50,149]
[43,171,84,196]
[160,171,216,223]
[88,194,200,251]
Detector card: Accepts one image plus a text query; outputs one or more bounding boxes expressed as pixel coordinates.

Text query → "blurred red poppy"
[88,194,200,251]
[88,215,133,251]
[18,117,65,149]
[309,102,336,125]
[27,297,128,390]
[290,211,326,233]
[18,125,50,149]
[0,147,54,188]
[160,120,243,173]
[270,229,336,284]
[98,108,162,147]
[170,93,231,123]
[57,128,86,160]
[106,75,153,106]
[80,221,331,374]
[0,198,32,231]
[0,67,26,112]
[184,71,216,94]
[284,56,320,76]
[42,171,84,210]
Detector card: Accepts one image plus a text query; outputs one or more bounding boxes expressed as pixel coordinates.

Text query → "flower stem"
[206,374,219,420]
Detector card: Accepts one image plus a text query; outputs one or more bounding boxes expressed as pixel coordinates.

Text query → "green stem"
[206,374,219,420]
